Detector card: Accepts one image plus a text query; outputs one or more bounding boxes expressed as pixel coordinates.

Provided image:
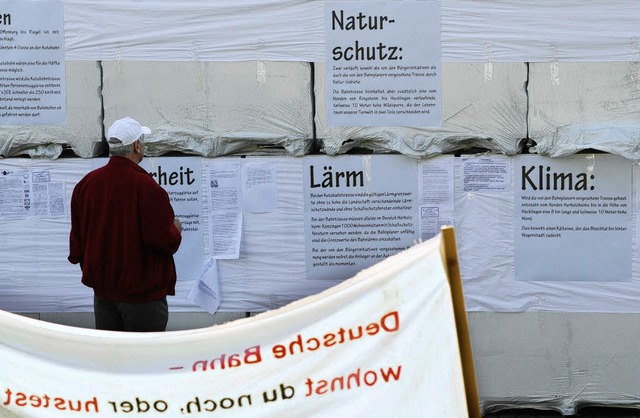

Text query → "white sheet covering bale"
[102,61,314,157]
[470,311,640,415]
[0,61,103,159]
[529,62,640,161]
[61,1,640,63]
[314,62,528,158]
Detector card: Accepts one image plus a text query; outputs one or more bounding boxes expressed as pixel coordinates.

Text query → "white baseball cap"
[107,117,151,147]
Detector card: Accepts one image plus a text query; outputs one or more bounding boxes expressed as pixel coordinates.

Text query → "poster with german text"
[0,0,66,125]
[325,1,441,127]
[303,155,419,280]
[514,154,632,282]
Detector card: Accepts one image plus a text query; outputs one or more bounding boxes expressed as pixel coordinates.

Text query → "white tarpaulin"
[0,234,469,418]
[528,62,640,162]
[7,1,639,161]
[57,0,640,62]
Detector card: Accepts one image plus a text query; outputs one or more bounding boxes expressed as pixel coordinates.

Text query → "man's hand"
[174,218,182,234]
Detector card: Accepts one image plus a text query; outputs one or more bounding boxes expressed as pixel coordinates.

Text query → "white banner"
[0,234,468,417]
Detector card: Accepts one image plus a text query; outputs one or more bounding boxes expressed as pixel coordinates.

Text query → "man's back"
[69,156,181,303]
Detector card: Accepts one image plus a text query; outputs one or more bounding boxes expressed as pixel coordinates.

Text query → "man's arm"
[140,182,182,254]
[68,186,83,265]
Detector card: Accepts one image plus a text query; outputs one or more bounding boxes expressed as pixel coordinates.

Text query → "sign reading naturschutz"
[325,1,441,127]
[0,1,66,125]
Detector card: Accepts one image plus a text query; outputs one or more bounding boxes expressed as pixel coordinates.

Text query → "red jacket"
[69,157,182,303]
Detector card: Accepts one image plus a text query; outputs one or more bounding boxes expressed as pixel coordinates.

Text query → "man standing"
[68,117,182,332]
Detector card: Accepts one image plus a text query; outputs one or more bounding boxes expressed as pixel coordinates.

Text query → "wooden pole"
[440,226,481,418]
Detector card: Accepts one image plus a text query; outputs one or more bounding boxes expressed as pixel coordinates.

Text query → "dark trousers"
[94,295,168,332]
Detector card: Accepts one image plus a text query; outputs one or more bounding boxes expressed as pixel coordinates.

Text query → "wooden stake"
[440,226,481,418]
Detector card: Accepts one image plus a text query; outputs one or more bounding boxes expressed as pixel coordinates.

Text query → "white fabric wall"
[2,154,639,314]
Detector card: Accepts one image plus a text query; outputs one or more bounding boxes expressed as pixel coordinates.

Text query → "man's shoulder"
[77,164,107,184]
[107,158,152,182]
[129,166,168,195]
[76,158,162,192]
[129,166,158,184]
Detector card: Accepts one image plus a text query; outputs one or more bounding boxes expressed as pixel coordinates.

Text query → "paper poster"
[32,172,64,217]
[187,259,221,315]
[0,168,30,217]
[303,155,419,280]
[460,156,511,192]
[514,154,632,282]
[142,157,204,281]
[325,1,441,127]
[206,162,243,260]
[0,0,66,125]
[242,162,278,214]
[418,157,454,240]
[0,168,64,218]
